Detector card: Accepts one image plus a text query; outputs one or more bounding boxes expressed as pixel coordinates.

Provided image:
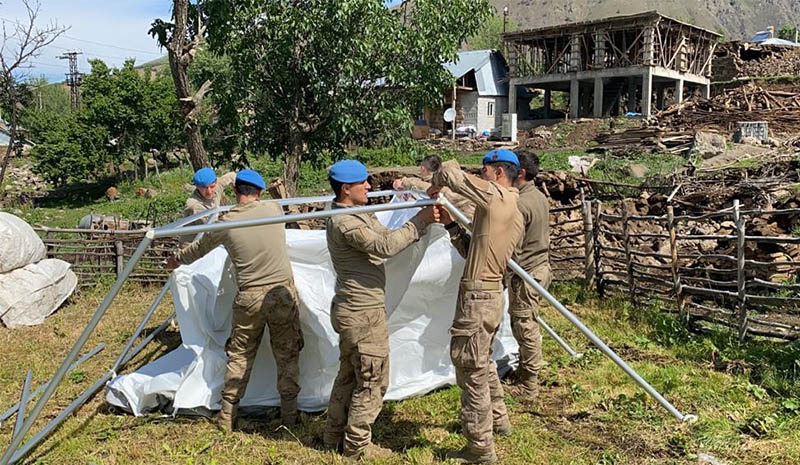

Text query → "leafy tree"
[778,25,798,42]
[202,0,492,195]
[30,59,183,184]
[24,76,70,114]
[466,11,517,51]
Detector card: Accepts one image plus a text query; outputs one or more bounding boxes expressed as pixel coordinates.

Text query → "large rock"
[691,131,727,159]
[625,164,649,178]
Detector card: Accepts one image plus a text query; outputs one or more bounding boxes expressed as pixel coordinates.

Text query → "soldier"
[324,159,438,460]
[393,154,476,219]
[181,167,236,243]
[504,151,550,403]
[166,169,303,430]
[428,149,524,464]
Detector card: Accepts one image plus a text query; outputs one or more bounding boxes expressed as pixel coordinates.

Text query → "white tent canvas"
[106,205,519,415]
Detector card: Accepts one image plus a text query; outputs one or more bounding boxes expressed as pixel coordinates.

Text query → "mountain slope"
[494,0,800,40]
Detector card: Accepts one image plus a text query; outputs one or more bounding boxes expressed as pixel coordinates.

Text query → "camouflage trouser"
[508,264,552,378]
[222,280,304,407]
[450,281,508,454]
[325,305,390,455]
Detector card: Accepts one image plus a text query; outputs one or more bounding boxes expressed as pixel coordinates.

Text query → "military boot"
[493,415,512,437]
[504,371,539,404]
[343,442,394,461]
[214,399,238,432]
[445,446,498,464]
[280,397,299,427]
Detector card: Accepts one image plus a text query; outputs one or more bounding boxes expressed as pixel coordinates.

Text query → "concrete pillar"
[544,88,552,118]
[674,79,684,104]
[570,79,580,119]
[593,78,604,118]
[594,31,606,68]
[509,78,517,115]
[642,26,655,65]
[702,83,711,99]
[641,70,653,119]
[570,35,582,72]
[627,77,637,113]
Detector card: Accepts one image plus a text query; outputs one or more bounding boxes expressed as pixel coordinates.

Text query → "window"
[487,101,494,116]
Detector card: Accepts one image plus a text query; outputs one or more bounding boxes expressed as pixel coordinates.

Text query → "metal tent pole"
[0,344,105,424]
[0,234,153,465]
[11,371,32,441]
[440,196,695,422]
[110,280,171,374]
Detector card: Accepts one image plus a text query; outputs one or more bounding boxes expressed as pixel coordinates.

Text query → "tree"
[777,24,799,42]
[202,0,492,195]
[150,0,211,171]
[466,11,517,51]
[0,0,67,184]
[30,59,183,184]
[24,76,70,114]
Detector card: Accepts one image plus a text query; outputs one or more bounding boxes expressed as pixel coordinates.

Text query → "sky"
[0,0,171,83]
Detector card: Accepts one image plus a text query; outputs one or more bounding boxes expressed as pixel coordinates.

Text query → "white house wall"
[476,96,508,133]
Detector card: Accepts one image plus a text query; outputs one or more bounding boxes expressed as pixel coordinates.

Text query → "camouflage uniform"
[324,203,429,456]
[180,171,236,243]
[176,199,303,428]
[507,181,551,398]
[432,160,524,458]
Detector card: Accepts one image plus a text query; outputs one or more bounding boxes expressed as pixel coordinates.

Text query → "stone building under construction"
[503,11,720,123]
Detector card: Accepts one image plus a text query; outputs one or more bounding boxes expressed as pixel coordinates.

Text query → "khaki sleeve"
[401,177,432,192]
[338,214,425,259]
[219,171,237,188]
[431,159,492,209]
[176,230,225,265]
[447,224,471,259]
[184,197,205,219]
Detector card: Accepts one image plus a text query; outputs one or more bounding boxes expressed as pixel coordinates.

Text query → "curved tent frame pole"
[439,195,696,423]
[0,197,438,465]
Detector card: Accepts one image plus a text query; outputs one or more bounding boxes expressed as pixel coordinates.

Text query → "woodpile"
[650,82,800,134]
[713,41,800,82]
[591,128,694,154]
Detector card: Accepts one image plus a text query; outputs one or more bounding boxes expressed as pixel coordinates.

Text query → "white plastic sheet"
[0,259,77,328]
[0,212,46,273]
[106,206,518,415]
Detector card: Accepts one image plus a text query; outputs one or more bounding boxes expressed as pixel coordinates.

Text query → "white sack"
[106,205,518,415]
[0,212,47,273]
[0,259,77,328]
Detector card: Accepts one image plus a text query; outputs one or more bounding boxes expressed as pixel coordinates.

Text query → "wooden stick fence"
[593,200,800,341]
[35,227,177,286]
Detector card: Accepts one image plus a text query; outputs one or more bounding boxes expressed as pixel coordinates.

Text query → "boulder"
[692,131,727,159]
[625,164,649,178]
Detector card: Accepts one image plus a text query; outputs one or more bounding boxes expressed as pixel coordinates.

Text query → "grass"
[2,281,800,464]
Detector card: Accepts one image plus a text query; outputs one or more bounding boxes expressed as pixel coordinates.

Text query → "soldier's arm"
[339,215,427,259]
[218,171,237,188]
[430,159,492,209]
[401,177,432,193]
[175,230,225,265]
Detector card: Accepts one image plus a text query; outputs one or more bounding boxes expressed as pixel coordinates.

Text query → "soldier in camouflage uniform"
[428,150,524,464]
[324,160,438,460]
[167,169,303,431]
[180,167,236,243]
[504,151,551,402]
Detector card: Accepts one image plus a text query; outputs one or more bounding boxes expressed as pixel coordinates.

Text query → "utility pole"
[58,51,82,110]
[503,6,509,56]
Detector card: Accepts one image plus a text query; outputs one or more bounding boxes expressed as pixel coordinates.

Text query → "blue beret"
[329,160,368,183]
[482,149,519,167]
[235,169,266,190]
[192,167,217,187]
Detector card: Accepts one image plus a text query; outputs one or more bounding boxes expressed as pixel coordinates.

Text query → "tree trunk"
[0,90,19,185]
[283,128,304,197]
[167,0,210,171]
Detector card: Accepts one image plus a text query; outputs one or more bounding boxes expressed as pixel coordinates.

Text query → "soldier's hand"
[426,185,442,198]
[437,206,453,225]
[417,206,439,225]
[164,255,179,270]
[392,178,406,190]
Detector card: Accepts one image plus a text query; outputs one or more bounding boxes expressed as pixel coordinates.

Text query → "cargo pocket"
[356,342,388,387]
[449,323,485,369]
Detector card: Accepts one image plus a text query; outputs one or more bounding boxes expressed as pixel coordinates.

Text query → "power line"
[0,16,162,57]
